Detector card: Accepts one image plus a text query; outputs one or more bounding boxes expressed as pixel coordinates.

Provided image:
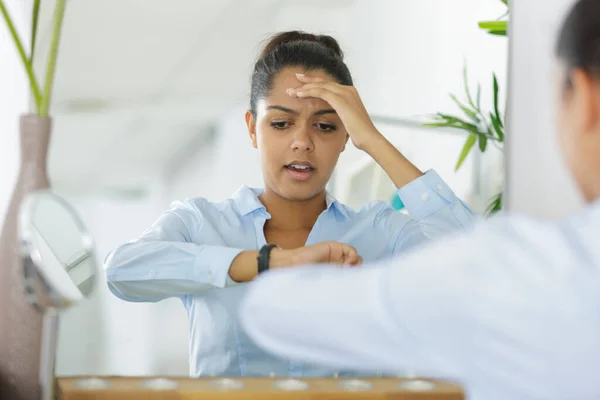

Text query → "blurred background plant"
[0,0,67,116]
[423,0,508,214]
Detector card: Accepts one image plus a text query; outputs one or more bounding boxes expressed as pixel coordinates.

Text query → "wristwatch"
[257,244,279,274]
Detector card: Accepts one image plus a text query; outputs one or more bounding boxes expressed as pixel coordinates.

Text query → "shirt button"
[421,193,429,201]
[436,184,443,192]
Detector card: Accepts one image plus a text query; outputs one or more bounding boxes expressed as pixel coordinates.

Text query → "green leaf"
[493,73,503,128]
[437,113,481,132]
[455,133,477,171]
[476,83,482,110]
[0,0,42,112]
[30,0,40,63]
[435,113,466,124]
[478,133,488,152]
[478,21,507,30]
[500,0,508,5]
[490,112,504,141]
[422,122,454,128]
[450,94,480,123]
[486,193,503,214]
[40,0,67,116]
[463,64,476,109]
[479,20,508,36]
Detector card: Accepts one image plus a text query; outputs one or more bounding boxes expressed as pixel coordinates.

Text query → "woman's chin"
[276,184,325,202]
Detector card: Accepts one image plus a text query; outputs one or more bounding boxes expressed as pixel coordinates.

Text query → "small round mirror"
[18,190,97,311]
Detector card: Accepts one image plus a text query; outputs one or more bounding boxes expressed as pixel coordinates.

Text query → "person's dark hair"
[556,0,600,85]
[250,31,353,116]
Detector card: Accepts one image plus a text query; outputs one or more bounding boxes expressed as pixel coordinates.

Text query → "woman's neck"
[259,188,327,231]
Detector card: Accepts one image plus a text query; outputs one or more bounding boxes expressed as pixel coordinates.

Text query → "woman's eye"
[270,121,289,129]
[315,123,337,132]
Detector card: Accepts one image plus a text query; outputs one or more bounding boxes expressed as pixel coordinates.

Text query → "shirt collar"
[232,186,349,220]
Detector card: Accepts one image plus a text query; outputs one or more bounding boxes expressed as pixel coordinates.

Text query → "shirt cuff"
[397,169,455,220]
[195,245,245,289]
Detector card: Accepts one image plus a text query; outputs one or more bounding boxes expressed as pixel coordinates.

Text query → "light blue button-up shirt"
[240,200,600,400]
[104,169,477,377]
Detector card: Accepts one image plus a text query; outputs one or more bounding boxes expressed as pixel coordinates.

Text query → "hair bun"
[260,30,344,60]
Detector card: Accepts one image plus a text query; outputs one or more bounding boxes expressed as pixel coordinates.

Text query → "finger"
[293,87,342,106]
[295,73,327,83]
[342,245,361,266]
[289,82,345,97]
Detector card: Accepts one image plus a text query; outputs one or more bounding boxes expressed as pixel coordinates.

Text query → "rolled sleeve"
[389,169,478,254]
[105,198,248,302]
[397,169,455,221]
[198,245,245,288]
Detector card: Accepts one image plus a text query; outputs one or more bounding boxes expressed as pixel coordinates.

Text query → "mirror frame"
[18,189,97,312]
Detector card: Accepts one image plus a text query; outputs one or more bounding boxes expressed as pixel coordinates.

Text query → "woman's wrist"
[269,248,295,269]
[353,129,386,153]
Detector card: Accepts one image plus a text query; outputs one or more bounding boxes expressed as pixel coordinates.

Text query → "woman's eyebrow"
[314,109,337,116]
[266,105,298,114]
[265,106,337,116]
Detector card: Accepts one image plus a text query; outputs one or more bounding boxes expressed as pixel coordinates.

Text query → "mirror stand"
[40,311,59,400]
[18,189,98,400]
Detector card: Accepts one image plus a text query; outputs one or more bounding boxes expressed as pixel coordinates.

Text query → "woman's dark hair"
[249,31,353,116]
[556,0,600,83]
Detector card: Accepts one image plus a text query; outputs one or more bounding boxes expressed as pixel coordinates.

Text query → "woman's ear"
[245,110,258,148]
[572,69,597,136]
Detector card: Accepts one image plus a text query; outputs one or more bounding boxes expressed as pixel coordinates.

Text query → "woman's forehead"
[258,96,332,115]
[272,67,332,87]
[255,68,337,114]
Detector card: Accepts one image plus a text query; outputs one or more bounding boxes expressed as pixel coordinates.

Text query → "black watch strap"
[257,244,278,274]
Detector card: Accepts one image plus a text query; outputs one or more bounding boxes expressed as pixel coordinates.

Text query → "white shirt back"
[240,201,600,400]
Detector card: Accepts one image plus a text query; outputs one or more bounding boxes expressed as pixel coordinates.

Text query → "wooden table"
[56,376,464,399]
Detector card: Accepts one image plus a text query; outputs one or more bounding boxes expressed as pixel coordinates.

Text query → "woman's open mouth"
[284,162,315,181]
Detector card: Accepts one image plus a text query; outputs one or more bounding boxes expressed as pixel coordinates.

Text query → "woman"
[105,31,478,378]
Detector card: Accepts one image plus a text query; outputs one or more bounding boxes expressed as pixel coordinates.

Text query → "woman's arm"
[104,200,362,302]
[360,133,423,189]
[380,169,479,254]
[361,130,478,254]
[289,74,478,240]
[104,200,267,302]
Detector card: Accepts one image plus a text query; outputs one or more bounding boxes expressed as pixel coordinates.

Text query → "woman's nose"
[290,126,314,152]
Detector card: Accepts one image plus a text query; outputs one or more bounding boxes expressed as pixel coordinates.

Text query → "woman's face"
[246,67,349,201]
[555,60,600,200]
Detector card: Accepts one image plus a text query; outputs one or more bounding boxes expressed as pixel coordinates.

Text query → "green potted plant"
[423,0,508,214]
[0,1,68,398]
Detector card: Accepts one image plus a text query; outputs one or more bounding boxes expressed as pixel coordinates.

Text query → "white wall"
[506,0,583,218]
[163,105,262,204]
[0,0,30,227]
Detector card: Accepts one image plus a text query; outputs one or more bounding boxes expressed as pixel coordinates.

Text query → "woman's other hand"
[287,73,423,188]
[272,241,363,268]
[287,73,381,152]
